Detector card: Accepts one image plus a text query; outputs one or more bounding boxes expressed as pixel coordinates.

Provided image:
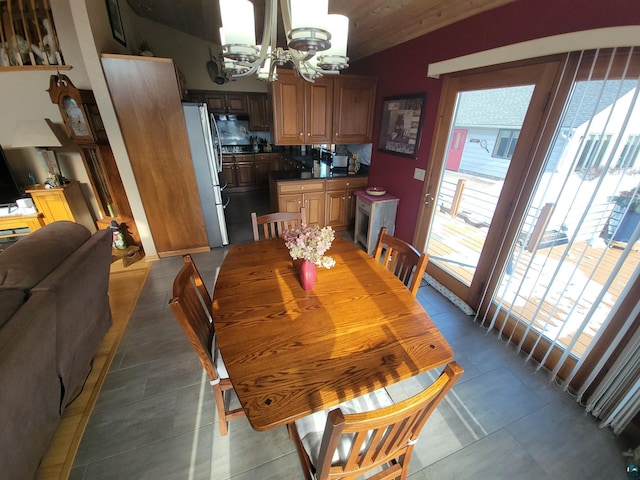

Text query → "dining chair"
[373,227,429,297]
[290,361,463,480]
[168,254,245,436]
[251,208,307,241]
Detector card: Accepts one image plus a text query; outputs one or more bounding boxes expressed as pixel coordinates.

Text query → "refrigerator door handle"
[199,104,220,187]
[211,113,223,173]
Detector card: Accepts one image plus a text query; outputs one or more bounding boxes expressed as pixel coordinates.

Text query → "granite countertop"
[270,153,369,181]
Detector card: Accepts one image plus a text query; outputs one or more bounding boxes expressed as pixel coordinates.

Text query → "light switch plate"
[413,168,426,181]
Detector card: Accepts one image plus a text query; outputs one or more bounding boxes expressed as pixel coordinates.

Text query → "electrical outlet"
[414,168,426,181]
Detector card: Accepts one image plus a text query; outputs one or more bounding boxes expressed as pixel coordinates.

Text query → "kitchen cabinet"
[270,71,333,145]
[222,153,281,192]
[248,93,271,131]
[254,153,281,188]
[188,90,248,114]
[277,180,326,225]
[101,54,210,257]
[272,175,368,230]
[325,177,368,229]
[221,154,255,191]
[333,75,377,144]
[270,71,376,145]
[26,181,96,233]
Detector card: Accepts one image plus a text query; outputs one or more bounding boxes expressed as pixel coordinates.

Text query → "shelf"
[0,65,72,72]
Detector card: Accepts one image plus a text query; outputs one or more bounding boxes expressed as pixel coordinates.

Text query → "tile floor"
[70,189,634,479]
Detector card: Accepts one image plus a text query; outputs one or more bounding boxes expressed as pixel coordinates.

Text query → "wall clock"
[47,74,108,144]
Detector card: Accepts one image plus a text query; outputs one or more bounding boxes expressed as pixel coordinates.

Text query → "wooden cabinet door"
[304,192,325,226]
[204,93,226,112]
[305,77,333,144]
[30,190,72,223]
[346,188,362,227]
[279,194,303,213]
[236,161,255,187]
[254,158,271,187]
[220,162,236,188]
[325,190,346,228]
[248,93,270,131]
[333,75,377,144]
[270,72,305,145]
[225,93,248,114]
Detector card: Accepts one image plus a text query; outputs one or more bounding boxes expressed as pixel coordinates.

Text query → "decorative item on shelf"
[110,220,128,250]
[138,41,154,56]
[283,224,336,290]
[218,0,349,83]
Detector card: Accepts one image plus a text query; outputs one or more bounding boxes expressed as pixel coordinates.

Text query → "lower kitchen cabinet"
[223,153,282,192]
[325,177,368,229]
[273,176,368,229]
[277,180,326,225]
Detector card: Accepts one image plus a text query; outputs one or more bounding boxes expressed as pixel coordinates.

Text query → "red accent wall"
[349,0,640,242]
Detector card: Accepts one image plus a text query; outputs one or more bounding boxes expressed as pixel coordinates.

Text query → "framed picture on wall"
[377,93,426,158]
[106,0,126,46]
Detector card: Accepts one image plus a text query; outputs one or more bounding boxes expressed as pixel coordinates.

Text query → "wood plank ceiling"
[126,0,515,61]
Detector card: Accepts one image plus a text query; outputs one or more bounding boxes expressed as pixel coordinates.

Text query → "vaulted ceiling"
[125,0,516,61]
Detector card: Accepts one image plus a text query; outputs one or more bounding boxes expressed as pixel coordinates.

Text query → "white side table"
[354,191,399,254]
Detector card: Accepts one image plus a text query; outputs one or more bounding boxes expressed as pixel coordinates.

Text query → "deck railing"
[0,0,64,67]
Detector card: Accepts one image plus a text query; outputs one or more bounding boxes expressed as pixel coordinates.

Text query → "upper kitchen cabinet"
[247,93,271,131]
[101,54,210,257]
[270,71,333,145]
[333,75,377,144]
[189,91,248,114]
[270,71,376,145]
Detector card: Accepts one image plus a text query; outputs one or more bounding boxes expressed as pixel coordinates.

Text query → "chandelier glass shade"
[218,0,349,83]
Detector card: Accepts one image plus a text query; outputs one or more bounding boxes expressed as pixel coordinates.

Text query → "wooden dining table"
[213,237,454,431]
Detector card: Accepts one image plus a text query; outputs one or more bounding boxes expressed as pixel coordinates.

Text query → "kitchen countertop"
[271,154,369,181]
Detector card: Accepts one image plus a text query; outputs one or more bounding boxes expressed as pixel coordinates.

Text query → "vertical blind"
[477,47,640,433]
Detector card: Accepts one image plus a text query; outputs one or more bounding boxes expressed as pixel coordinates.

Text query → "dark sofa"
[0,221,113,480]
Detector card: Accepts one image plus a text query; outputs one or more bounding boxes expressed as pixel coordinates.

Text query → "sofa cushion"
[0,221,91,290]
[0,288,27,328]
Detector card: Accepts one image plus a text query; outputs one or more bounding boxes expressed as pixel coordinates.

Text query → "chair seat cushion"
[212,335,229,379]
[215,346,229,379]
[295,388,393,468]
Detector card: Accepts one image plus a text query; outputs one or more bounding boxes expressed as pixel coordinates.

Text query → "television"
[0,145,24,208]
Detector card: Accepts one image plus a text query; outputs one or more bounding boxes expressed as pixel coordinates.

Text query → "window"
[575,134,612,171]
[493,129,520,159]
[616,134,640,169]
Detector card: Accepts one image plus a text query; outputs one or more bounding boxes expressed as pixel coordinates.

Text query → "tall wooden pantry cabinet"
[101,54,209,257]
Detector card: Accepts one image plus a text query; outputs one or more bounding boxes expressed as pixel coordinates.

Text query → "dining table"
[213,237,454,432]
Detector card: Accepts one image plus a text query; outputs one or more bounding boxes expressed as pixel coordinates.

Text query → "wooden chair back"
[292,362,463,480]
[251,208,307,241]
[373,227,429,296]
[168,254,244,435]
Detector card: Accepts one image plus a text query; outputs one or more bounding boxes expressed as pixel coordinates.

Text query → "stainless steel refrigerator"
[182,102,229,247]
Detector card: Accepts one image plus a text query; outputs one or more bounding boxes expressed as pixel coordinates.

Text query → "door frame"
[413,54,574,310]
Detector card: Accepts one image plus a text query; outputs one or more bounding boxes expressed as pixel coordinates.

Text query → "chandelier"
[218,0,349,83]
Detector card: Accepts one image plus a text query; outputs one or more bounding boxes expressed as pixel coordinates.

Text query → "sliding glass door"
[415,59,564,306]
[416,48,640,382]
